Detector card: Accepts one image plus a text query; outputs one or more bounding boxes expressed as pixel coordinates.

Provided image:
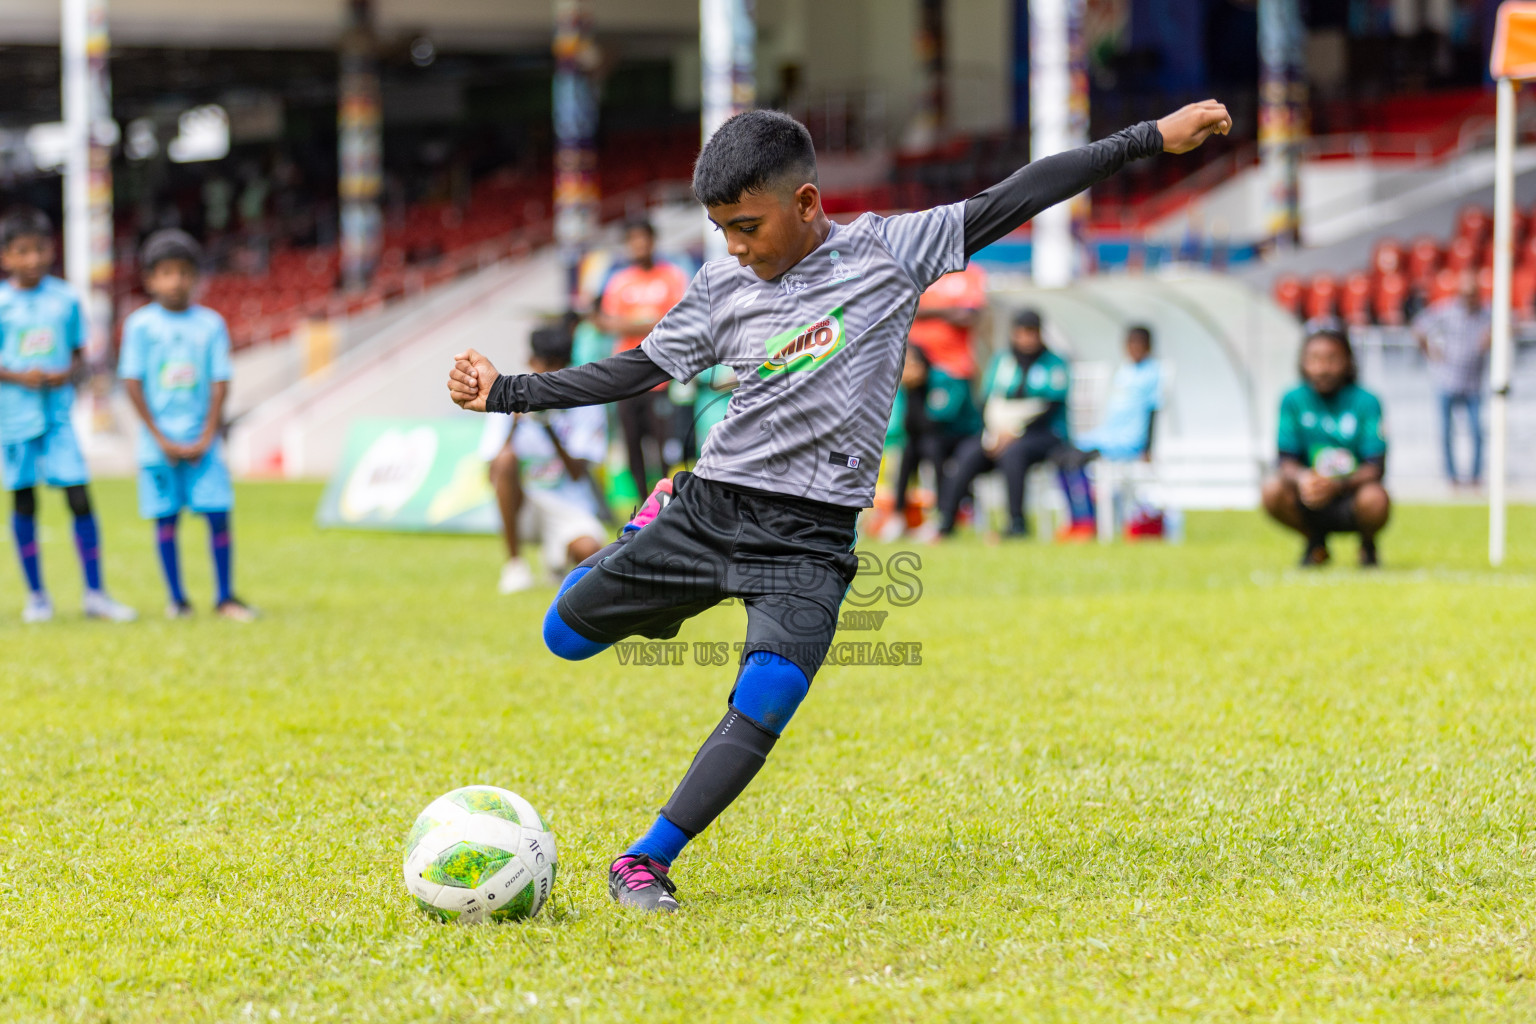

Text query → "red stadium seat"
[1457,205,1490,244]
[1515,267,1536,318]
[1341,273,1372,325]
[1446,236,1477,272]
[1273,276,1304,318]
[1429,267,1461,305]
[1305,274,1339,321]
[1371,239,1403,277]
[1374,272,1408,325]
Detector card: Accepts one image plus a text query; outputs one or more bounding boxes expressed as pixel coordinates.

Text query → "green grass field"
[4,480,1536,1022]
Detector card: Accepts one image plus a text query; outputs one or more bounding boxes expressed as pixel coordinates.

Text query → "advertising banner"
[317,418,497,533]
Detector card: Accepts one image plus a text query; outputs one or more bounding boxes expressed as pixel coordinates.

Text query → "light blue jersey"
[1078,358,1161,460]
[0,276,85,444]
[118,303,232,467]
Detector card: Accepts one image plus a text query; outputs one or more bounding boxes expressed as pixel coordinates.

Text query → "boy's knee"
[1260,476,1292,514]
[541,566,609,660]
[64,485,91,518]
[1354,484,1391,528]
[731,652,810,735]
[13,487,36,518]
[488,449,516,480]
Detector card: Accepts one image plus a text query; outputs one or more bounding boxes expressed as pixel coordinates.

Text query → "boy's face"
[1126,334,1151,363]
[2,235,53,288]
[706,183,821,281]
[1301,337,1349,395]
[625,227,655,266]
[1011,325,1043,354]
[528,354,568,375]
[144,258,198,310]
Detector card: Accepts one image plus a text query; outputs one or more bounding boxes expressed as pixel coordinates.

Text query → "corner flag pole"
[1491,75,1515,567]
[1486,2,1536,567]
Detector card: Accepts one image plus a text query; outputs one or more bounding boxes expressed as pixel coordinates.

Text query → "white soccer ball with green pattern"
[403,785,557,924]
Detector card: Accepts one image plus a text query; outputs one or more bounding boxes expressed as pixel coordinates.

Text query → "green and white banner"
[317,417,497,533]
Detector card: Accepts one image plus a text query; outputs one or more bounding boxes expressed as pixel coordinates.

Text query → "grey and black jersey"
[641,205,965,508]
[484,119,1167,509]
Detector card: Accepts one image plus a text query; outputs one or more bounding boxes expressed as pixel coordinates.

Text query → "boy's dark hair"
[623,218,656,238]
[692,109,818,208]
[529,323,573,367]
[1013,308,1043,330]
[1301,327,1358,387]
[1127,324,1153,349]
[1,207,53,248]
[139,229,203,272]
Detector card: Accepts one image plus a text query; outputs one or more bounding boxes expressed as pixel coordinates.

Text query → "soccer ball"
[402,785,558,924]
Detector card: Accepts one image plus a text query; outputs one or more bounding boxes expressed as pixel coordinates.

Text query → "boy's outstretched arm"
[449,346,670,414]
[962,100,1231,258]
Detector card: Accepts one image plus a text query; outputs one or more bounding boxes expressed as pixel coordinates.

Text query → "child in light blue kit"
[0,207,136,623]
[119,229,255,621]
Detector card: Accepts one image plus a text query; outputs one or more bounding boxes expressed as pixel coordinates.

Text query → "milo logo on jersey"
[757,306,847,379]
[17,327,55,357]
[159,360,197,390]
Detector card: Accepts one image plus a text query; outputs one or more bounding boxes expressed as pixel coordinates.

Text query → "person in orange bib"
[597,219,690,496]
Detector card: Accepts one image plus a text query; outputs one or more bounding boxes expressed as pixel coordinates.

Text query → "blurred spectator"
[933,309,1092,539]
[1261,328,1391,568]
[597,219,688,494]
[479,325,608,594]
[1076,325,1162,461]
[1412,269,1489,487]
[881,345,982,541]
[908,263,987,381]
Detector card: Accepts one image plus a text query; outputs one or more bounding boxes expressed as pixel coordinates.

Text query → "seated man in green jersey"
[1262,327,1391,567]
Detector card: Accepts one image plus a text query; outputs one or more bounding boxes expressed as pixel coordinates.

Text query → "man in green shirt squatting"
[1261,327,1391,567]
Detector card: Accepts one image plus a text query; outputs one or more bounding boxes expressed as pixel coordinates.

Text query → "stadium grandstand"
[0,0,1526,514]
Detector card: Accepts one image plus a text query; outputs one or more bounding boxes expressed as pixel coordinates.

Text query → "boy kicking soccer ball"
[449,101,1231,912]
[0,207,135,623]
[119,230,255,621]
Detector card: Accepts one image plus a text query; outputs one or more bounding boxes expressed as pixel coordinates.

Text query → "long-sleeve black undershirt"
[484,120,1164,415]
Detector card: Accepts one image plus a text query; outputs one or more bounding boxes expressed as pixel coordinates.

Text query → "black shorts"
[556,471,860,682]
[1302,493,1360,535]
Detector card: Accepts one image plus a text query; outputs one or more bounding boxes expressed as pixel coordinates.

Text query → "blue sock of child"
[1058,467,1096,525]
[11,512,42,594]
[156,515,186,605]
[72,513,102,591]
[207,512,232,604]
[625,652,809,866]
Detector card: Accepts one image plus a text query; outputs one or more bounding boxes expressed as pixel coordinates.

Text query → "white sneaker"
[498,557,535,594]
[22,592,53,624]
[83,589,138,622]
[875,515,906,543]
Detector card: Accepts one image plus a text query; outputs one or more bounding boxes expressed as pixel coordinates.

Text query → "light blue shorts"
[3,422,90,491]
[137,445,233,519]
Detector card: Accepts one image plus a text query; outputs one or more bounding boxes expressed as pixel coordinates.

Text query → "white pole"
[1491,76,1515,567]
[62,0,91,306]
[700,0,754,261]
[1029,0,1076,287]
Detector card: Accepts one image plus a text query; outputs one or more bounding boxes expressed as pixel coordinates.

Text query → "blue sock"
[72,514,102,591]
[156,516,186,606]
[1058,467,1096,525]
[542,566,610,660]
[625,816,691,867]
[207,512,232,604]
[11,513,42,594]
[622,654,810,868]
